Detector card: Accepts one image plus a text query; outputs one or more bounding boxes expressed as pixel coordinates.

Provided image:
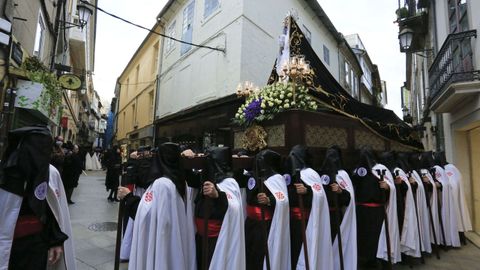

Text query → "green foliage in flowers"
[234,82,318,126]
[22,57,62,118]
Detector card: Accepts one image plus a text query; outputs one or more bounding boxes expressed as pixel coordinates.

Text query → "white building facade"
[155,0,363,121]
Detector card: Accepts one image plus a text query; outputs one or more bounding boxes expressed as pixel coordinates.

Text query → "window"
[448,0,469,33]
[132,104,137,127]
[204,0,219,19]
[323,45,330,65]
[152,41,159,74]
[165,21,176,53]
[181,1,195,55]
[135,65,140,84]
[33,11,46,58]
[302,25,311,44]
[344,62,350,88]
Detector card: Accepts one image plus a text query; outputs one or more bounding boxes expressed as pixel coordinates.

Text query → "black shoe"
[68,200,75,205]
[107,197,113,202]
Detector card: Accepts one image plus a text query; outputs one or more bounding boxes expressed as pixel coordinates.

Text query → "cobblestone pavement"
[69,171,479,269]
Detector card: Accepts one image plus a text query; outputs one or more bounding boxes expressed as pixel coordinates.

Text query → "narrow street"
[69,170,127,270]
[69,170,480,270]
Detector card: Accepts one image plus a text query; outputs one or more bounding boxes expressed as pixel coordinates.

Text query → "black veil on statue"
[157,142,185,198]
[0,125,53,223]
[396,152,412,173]
[256,149,282,179]
[205,146,233,183]
[409,152,422,172]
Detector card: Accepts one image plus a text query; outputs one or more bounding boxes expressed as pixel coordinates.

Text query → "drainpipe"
[50,0,65,70]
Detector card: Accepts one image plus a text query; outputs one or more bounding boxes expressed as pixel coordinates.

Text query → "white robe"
[85,153,93,170]
[444,164,472,232]
[263,174,291,270]
[0,165,76,270]
[47,165,76,270]
[420,169,442,245]
[411,170,432,253]
[296,168,333,270]
[433,165,460,247]
[209,178,245,270]
[332,170,357,270]
[129,177,196,270]
[372,164,401,263]
[394,168,420,258]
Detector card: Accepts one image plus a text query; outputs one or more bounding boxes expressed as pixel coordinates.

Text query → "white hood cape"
[0,165,75,270]
[296,168,333,270]
[129,177,196,270]
[433,165,460,247]
[411,170,432,253]
[444,164,472,232]
[208,178,245,270]
[420,169,442,245]
[394,168,420,257]
[263,174,291,270]
[372,164,401,263]
[332,170,357,270]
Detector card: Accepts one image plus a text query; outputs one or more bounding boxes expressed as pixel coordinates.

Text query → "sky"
[93,0,404,116]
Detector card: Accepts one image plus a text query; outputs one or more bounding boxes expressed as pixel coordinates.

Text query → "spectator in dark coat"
[105,146,122,202]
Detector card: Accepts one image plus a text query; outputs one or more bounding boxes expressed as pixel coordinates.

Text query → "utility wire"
[80,0,225,52]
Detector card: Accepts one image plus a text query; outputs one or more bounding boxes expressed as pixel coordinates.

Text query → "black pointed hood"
[285,145,309,176]
[356,146,377,170]
[205,146,233,183]
[409,152,422,171]
[379,151,396,171]
[158,142,184,197]
[0,125,52,223]
[320,146,343,181]
[255,149,282,179]
[433,151,448,167]
[396,152,412,172]
[419,151,435,170]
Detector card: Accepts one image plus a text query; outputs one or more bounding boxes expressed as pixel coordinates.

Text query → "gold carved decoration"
[355,130,385,151]
[242,125,268,152]
[305,125,348,149]
[264,125,285,147]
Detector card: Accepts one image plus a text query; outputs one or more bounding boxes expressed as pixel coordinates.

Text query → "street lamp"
[76,3,93,29]
[399,27,414,51]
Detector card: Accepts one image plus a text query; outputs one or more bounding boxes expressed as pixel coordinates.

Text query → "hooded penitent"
[206,146,233,183]
[158,142,185,198]
[393,152,421,258]
[245,149,290,270]
[441,151,472,234]
[320,146,356,270]
[129,142,196,270]
[202,146,245,270]
[431,151,461,247]
[0,125,53,222]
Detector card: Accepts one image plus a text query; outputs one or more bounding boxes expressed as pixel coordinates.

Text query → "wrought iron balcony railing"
[429,30,479,101]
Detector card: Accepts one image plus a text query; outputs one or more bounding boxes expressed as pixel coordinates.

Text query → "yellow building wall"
[116,25,161,143]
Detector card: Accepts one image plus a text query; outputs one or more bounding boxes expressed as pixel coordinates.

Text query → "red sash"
[290,207,310,220]
[14,215,43,239]
[356,202,383,207]
[195,218,222,238]
[247,205,273,221]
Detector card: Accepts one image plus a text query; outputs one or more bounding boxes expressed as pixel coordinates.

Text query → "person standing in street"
[105,146,122,202]
[61,142,77,205]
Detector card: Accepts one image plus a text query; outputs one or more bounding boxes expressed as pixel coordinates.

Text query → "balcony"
[429,30,480,112]
[69,15,87,72]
